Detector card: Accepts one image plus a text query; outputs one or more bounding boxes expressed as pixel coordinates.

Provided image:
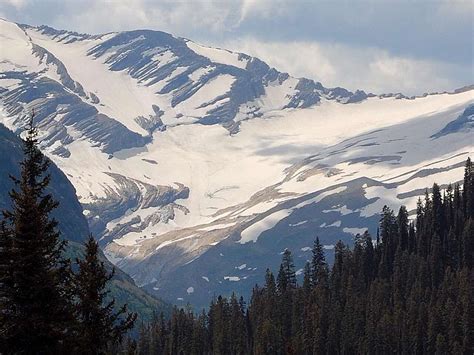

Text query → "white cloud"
[238,0,287,24]
[0,0,470,95]
[4,0,26,10]
[220,38,470,95]
[34,0,242,36]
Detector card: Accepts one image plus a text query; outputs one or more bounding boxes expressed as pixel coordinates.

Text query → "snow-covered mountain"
[1,18,473,308]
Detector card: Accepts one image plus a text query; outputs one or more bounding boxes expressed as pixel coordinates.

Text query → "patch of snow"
[198,222,235,231]
[239,208,292,244]
[293,187,348,209]
[224,276,241,282]
[289,220,308,227]
[186,41,248,69]
[322,205,353,215]
[175,74,235,115]
[155,234,197,251]
[323,220,342,228]
[188,66,213,81]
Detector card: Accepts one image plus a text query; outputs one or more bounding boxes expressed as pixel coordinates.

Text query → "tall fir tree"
[0,221,14,350]
[0,115,75,354]
[311,236,328,287]
[74,235,137,354]
[277,249,297,293]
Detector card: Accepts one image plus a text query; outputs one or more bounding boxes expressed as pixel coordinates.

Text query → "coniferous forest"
[134,158,474,355]
[0,118,473,354]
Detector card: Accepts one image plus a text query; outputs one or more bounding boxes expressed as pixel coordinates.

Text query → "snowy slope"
[0,18,473,307]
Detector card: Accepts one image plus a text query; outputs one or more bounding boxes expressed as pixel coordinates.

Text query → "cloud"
[0,0,471,95]
[4,0,26,10]
[238,0,287,25]
[0,0,243,36]
[221,38,471,95]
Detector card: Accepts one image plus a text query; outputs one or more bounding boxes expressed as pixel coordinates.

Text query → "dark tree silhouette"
[0,114,75,353]
[74,235,137,354]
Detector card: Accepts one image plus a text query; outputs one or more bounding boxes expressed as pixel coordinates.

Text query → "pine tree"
[460,219,474,269]
[74,235,137,354]
[311,236,328,287]
[0,221,14,350]
[463,157,473,218]
[379,205,398,276]
[397,206,409,251]
[302,262,312,295]
[277,249,297,293]
[0,115,75,353]
[431,183,444,237]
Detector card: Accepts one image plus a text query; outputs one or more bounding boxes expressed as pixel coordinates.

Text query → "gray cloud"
[221,37,472,95]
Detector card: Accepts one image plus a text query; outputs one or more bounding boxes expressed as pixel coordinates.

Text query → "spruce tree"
[302,262,312,295]
[463,157,473,218]
[0,115,75,353]
[74,235,137,354]
[0,221,14,350]
[277,249,297,293]
[311,237,328,287]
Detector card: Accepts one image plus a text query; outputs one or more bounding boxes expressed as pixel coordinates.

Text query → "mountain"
[0,122,170,320]
[0,18,472,308]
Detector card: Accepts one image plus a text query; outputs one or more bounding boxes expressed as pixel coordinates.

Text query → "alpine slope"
[0,18,472,307]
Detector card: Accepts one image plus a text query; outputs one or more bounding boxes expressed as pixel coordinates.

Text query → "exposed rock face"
[84,173,189,245]
[432,104,474,138]
[0,71,150,154]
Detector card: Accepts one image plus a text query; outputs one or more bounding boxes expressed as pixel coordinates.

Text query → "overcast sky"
[1,0,472,95]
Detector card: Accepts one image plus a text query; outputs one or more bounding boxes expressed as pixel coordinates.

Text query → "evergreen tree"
[0,115,75,354]
[397,205,409,251]
[302,262,311,296]
[0,221,14,351]
[277,249,297,293]
[461,219,474,268]
[463,157,473,218]
[74,235,137,354]
[311,237,328,287]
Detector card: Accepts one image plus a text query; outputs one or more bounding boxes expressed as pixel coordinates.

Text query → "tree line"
[0,118,136,354]
[1,116,472,354]
[133,158,474,354]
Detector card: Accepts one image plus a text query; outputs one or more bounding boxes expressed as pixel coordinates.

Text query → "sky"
[1,0,472,95]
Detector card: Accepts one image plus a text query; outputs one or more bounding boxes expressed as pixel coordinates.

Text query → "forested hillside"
[0,122,171,322]
[133,159,474,354]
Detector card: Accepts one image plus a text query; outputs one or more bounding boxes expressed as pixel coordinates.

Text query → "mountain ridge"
[0,18,473,308]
